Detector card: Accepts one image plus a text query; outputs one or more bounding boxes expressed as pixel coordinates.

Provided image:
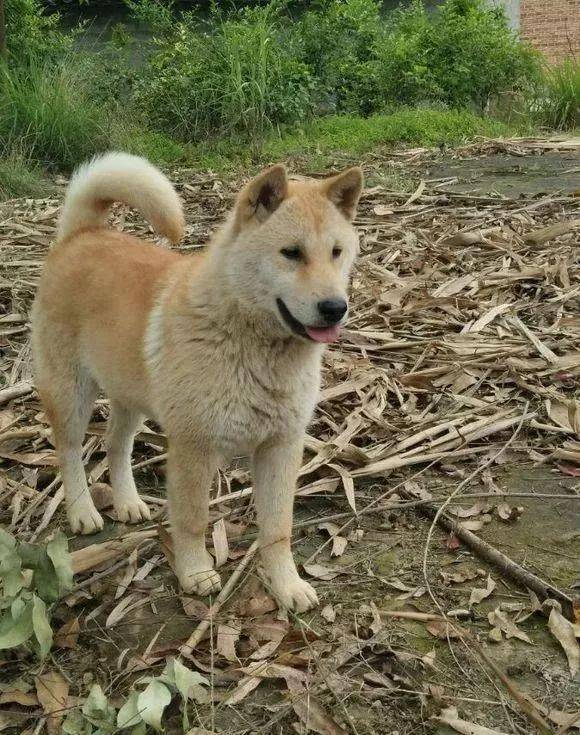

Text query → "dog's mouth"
[276,298,341,343]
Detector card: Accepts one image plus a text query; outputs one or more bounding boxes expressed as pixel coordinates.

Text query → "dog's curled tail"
[57,152,185,245]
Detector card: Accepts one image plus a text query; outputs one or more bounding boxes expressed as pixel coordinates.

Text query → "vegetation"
[0,0,574,199]
[533,59,580,130]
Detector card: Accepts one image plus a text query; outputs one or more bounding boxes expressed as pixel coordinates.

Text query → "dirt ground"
[0,137,579,735]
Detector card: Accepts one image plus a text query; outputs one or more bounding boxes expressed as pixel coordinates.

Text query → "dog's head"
[221,164,363,343]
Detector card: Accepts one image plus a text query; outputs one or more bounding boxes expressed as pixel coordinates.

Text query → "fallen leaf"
[217,620,241,662]
[321,604,336,623]
[238,592,277,617]
[181,597,209,620]
[487,609,532,644]
[303,563,342,581]
[90,482,114,510]
[469,575,496,606]
[54,616,80,649]
[426,620,460,639]
[212,519,229,568]
[286,679,347,735]
[435,706,509,734]
[223,676,262,705]
[548,608,579,677]
[137,679,171,732]
[35,671,69,735]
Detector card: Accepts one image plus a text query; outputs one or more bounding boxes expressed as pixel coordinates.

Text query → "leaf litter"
[0,138,579,733]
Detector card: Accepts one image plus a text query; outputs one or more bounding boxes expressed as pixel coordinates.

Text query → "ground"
[0,136,579,735]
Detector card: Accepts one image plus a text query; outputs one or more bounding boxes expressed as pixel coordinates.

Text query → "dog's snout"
[317,298,347,324]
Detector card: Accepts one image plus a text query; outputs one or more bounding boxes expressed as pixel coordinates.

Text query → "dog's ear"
[321,167,364,220]
[234,164,288,231]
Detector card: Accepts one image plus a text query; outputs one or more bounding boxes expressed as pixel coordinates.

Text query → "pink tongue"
[305,324,341,343]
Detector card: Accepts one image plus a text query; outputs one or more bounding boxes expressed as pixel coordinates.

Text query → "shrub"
[534,59,580,130]
[375,0,540,110]
[4,0,73,65]
[131,3,313,142]
[297,0,384,115]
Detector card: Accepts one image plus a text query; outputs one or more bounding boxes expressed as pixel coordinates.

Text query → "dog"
[31,152,363,612]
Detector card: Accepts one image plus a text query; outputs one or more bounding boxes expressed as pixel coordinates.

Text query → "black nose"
[317,298,347,324]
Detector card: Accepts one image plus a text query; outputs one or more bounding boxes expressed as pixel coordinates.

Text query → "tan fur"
[32,153,363,612]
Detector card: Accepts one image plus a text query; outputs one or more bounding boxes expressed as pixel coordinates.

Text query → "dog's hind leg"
[38,366,103,535]
[106,401,150,523]
[167,440,221,596]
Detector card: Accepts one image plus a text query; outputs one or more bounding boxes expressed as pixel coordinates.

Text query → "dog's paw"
[177,550,221,596]
[68,502,104,535]
[272,575,319,613]
[115,497,151,524]
[179,568,222,596]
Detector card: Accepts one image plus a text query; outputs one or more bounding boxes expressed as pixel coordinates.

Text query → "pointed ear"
[321,166,364,220]
[234,164,288,231]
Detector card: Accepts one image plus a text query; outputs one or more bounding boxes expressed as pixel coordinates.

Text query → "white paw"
[271,575,319,613]
[68,502,104,535]
[114,496,151,524]
[177,550,221,596]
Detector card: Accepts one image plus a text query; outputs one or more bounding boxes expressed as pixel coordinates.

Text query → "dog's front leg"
[253,438,319,613]
[167,440,221,596]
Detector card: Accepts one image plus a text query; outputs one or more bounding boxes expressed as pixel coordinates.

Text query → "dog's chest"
[202,350,319,453]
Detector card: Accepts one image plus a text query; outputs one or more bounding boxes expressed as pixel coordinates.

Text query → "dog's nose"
[317,298,347,324]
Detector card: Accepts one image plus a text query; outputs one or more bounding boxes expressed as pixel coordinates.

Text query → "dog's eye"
[332,246,342,259]
[280,247,302,261]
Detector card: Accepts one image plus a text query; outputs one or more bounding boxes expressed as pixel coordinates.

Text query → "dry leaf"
[286,679,347,735]
[303,563,342,581]
[217,619,241,663]
[54,616,80,649]
[487,609,532,644]
[469,575,496,606]
[426,620,460,639]
[35,671,69,735]
[548,608,580,677]
[212,518,229,568]
[321,605,336,623]
[435,706,509,734]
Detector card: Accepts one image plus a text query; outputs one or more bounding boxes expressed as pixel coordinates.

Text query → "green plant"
[534,59,580,129]
[0,144,53,199]
[62,659,210,734]
[0,529,73,658]
[297,0,384,115]
[131,3,313,142]
[4,0,74,65]
[0,59,109,170]
[375,0,540,110]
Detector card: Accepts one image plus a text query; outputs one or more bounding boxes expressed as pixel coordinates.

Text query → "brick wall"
[520,0,580,64]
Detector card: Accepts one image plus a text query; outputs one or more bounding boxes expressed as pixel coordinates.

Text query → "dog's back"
[32,153,186,418]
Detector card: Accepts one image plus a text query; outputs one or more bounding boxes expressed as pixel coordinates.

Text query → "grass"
[0,147,53,200]
[534,60,580,130]
[0,106,528,200]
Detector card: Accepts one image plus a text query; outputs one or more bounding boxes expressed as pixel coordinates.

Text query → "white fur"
[57,152,185,244]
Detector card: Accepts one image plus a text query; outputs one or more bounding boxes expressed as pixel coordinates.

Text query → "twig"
[0,380,33,405]
[179,540,259,657]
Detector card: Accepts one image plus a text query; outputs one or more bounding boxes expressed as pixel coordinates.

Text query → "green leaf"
[0,528,16,550]
[169,658,209,702]
[0,547,23,597]
[62,710,91,735]
[82,683,116,728]
[32,548,60,603]
[47,532,74,593]
[117,690,142,730]
[137,679,172,732]
[32,595,53,658]
[0,600,34,650]
[130,723,147,735]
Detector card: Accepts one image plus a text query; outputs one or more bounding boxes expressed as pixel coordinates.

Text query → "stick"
[0,381,33,405]
[179,540,259,657]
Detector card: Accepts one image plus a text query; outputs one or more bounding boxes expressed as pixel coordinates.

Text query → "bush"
[297,0,384,115]
[376,0,540,110]
[4,0,73,65]
[132,3,313,142]
[533,60,580,130]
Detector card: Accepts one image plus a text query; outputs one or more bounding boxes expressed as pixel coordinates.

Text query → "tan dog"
[31,153,363,612]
